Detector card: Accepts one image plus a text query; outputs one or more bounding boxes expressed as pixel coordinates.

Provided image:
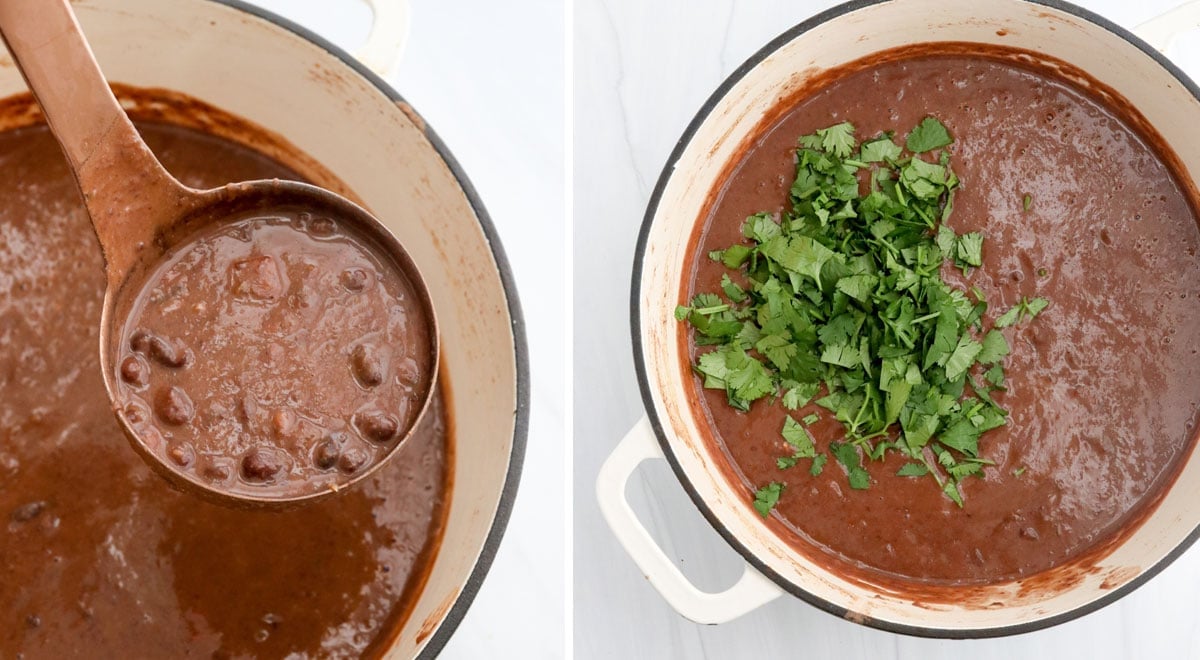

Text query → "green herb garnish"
[680,117,1048,509]
[753,482,785,517]
[906,116,954,153]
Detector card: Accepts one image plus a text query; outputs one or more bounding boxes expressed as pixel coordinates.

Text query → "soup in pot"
[0,99,451,658]
[681,45,1200,585]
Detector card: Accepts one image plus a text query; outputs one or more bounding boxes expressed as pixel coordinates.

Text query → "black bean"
[313,436,341,470]
[241,446,287,482]
[119,355,150,388]
[25,615,39,629]
[395,356,420,386]
[202,460,233,483]
[11,501,46,523]
[340,268,369,292]
[350,343,387,388]
[130,329,191,368]
[307,215,336,237]
[123,401,150,426]
[354,410,399,443]
[168,443,195,468]
[155,386,194,426]
[337,447,369,474]
[139,426,166,452]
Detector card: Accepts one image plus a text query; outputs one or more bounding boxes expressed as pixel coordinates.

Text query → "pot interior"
[638,0,1200,633]
[1,0,522,655]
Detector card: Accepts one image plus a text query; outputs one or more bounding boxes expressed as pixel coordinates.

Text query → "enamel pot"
[599,0,1200,637]
[0,0,527,656]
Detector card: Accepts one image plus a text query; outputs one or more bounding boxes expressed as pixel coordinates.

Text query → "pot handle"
[596,415,785,624]
[1133,1,1200,52]
[353,0,410,78]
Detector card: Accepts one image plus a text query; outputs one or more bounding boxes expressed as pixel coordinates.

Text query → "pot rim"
[629,0,1200,639]
[202,1,530,655]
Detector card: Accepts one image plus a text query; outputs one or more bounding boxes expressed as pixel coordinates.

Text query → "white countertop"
[246,1,565,658]
[574,1,1200,658]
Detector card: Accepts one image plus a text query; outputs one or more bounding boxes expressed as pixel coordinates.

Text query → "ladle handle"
[0,0,189,279]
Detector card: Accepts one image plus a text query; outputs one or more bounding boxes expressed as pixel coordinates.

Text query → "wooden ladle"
[0,0,438,508]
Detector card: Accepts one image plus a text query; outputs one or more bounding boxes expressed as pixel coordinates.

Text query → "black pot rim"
[201,1,529,656]
[630,0,1200,639]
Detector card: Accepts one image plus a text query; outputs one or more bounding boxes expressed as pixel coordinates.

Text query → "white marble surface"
[574,1,1200,658]
[245,1,565,658]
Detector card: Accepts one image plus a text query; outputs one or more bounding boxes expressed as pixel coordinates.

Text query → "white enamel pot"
[600,0,1200,637]
[0,1,527,657]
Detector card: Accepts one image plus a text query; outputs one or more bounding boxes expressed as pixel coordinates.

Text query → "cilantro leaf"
[810,454,828,476]
[860,135,903,163]
[944,336,983,382]
[760,235,837,287]
[996,297,1051,328]
[782,416,816,458]
[939,418,982,457]
[835,274,879,303]
[994,305,1021,328]
[721,244,753,269]
[906,117,953,153]
[942,480,964,507]
[957,232,984,268]
[752,482,784,517]
[821,343,861,368]
[782,382,820,410]
[1026,297,1049,318]
[897,463,929,477]
[978,330,1010,364]
[848,467,871,490]
[984,364,1006,388]
[801,122,856,159]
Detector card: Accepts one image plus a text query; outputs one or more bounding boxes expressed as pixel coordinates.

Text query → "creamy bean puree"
[0,117,450,658]
[684,48,1200,584]
[114,206,432,499]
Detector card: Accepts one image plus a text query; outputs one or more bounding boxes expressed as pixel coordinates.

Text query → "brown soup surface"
[685,49,1200,584]
[114,206,432,499]
[0,120,449,658]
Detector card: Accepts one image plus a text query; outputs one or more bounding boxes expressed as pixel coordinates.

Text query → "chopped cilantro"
[681,118,1049,508]
[956,232,984,268]
[978,330,1010,364]
[800,121,856,159]
[984,364,1006,388]
[781,416,816,458]
[752,482,785,517]
[1023,193,1033,211]
[782,381,820,410]
[942,480,964,507]
[996,296,1051,328]
[906,117,953,153]
[897,463,929,477]
[860,135,903,163]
